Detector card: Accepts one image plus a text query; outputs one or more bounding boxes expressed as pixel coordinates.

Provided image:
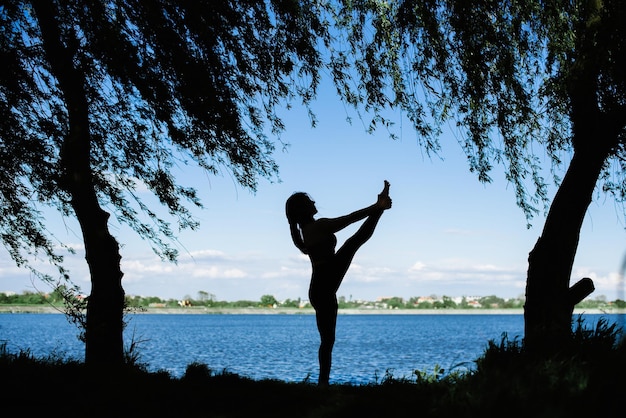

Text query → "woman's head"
[285,192,316,254]
[285,192,316,225]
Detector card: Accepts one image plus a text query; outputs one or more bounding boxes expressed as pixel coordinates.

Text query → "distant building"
[416,296,436,304]
[467,300,482,308]
[376,296,404,303]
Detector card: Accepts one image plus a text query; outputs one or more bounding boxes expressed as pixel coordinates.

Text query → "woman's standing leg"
[311,294,338,386]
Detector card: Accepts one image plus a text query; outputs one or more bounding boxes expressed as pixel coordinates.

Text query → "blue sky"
[2,81,625,303]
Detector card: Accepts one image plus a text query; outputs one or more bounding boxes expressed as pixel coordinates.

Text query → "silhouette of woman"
[285,181,392,385]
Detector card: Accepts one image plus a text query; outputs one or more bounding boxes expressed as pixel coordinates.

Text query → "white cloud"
[123,259,176,275]
[571,266,625,300]
[404,259,526,290]
[55,242,85,252]
[409,261,426,271]
[189,266,247,279]
[347,264,396,283]
[179,249,229,261]
[261,265,310,279]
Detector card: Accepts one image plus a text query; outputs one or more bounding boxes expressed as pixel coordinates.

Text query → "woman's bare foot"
[380,180,390,197]
[377,180,392,209]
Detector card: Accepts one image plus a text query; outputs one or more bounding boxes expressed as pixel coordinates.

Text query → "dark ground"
[2,317,625,417]
[1,352,624,418]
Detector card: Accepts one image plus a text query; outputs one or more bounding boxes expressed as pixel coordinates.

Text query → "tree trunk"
[524,150,600,353]
[33,2,125,367]
[524,125,617,355]
[522,3,626,352]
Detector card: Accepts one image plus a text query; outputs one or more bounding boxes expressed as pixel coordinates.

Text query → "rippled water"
[0,313,622,384]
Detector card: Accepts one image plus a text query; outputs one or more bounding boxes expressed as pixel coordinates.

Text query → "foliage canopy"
[0,0,334,280]
[329,0,626,225]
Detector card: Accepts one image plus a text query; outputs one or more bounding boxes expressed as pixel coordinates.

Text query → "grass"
[1,318,625,417]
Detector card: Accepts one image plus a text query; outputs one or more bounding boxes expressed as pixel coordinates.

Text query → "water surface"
[0,312,621,384]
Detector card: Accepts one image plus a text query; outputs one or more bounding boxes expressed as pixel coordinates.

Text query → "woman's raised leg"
[331,181,390,290]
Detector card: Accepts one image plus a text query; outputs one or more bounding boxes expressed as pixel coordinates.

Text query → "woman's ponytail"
[289,222,308,254]
[286,192,311,254]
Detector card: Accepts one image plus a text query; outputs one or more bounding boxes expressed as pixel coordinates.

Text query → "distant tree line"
[0,289,66,306]
[2,291,624,311]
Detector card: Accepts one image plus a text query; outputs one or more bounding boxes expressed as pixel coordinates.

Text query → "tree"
[385,296,406,309]
[0,0,332,366]
[330,0,625,354]
[260,294,278,307]
[479,295,505,309]
[197,291,215,303]
[281,298,300,308]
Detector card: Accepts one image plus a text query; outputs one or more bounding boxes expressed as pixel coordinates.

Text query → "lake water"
[0,313,623,385]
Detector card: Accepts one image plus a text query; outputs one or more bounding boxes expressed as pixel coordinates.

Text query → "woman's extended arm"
[318,205,380,233]
[316,181,392,234]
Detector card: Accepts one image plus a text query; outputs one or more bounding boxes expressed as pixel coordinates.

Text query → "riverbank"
[1,305,623,315]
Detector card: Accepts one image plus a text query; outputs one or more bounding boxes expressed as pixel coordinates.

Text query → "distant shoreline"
[1,305,623,315]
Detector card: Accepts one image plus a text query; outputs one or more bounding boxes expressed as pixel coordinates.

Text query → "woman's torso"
[302,220,338,293]
[302,219,337,263]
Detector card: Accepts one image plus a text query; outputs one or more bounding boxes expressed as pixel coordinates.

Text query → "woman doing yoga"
[285,181,392,385]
